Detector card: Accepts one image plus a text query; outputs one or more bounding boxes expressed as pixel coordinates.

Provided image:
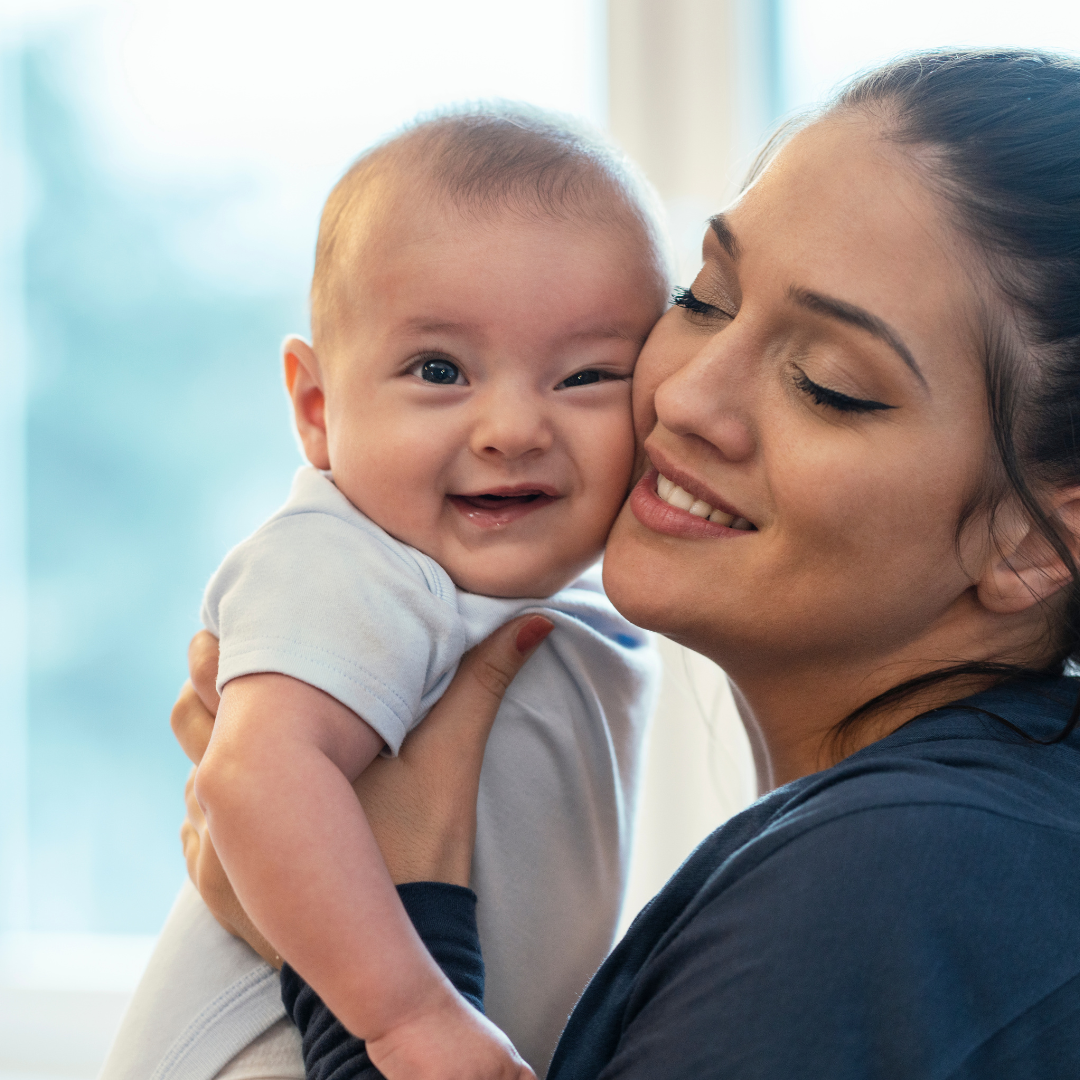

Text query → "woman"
[176,49,1080,1077]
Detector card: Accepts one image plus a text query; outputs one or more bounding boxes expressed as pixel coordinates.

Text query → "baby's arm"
[194,673,457,1058]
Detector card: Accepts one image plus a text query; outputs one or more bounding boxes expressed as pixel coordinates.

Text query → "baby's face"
[295,193,666,597]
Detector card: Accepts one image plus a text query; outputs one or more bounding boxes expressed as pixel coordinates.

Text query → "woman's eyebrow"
[708,214,741,260]
[788,286,928,387]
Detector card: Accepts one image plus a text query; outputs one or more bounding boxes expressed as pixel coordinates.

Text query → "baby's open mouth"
[454,491,553,510]
[448,487,557,528]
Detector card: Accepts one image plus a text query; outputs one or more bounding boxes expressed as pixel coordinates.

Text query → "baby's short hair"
[311,102,670,346]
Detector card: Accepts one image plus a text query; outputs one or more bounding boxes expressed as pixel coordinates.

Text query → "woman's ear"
[283,337,330,470]
[977,489,1080,614]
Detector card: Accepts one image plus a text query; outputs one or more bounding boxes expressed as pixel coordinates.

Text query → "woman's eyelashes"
[792,367,895,414]
[408,356,468,386]
[671,286,733,320]
[673,287,892,415]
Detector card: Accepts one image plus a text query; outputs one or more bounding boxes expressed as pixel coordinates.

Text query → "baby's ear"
[282,337,330,470]
[977,489,1080,614]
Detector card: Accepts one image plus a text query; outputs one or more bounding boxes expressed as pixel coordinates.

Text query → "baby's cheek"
[583,417,637,532]
[631,388,657,450]
[609,410,639,488]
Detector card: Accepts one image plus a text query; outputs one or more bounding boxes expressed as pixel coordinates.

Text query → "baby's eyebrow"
[566,325,644,344]
[403,317,476,334]
[401,318,643,345]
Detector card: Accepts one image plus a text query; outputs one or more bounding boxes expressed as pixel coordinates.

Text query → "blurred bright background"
[3,0,1080,1074]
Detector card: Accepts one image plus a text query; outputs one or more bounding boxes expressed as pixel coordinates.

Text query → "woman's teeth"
[656,473,753,530]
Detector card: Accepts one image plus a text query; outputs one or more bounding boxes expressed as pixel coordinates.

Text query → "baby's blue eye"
[421,359,461,384]
[558,369,614,389]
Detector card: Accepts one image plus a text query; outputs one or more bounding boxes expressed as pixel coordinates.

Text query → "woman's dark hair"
[786,49,1080,742]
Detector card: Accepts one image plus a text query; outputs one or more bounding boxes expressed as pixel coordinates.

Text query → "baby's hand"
[366,990,534,1080]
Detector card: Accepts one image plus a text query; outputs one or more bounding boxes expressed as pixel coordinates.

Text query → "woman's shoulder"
[555,682,1080,1080]
[602,786,1080,1080]
[594,692,1080,1078]
[735,678,1080,892]
[797,675,1080,832]
[665,678,1080,976]
[643,677,1080,993]
[635,680,1080,942]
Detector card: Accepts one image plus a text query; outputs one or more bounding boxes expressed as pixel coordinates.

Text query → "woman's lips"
[448,490,557,529]
[628,470,756,539]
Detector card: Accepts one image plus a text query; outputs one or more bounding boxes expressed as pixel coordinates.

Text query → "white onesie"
[99,467,659,1079]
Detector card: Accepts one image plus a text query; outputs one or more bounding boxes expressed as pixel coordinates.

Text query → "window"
[0,2,604,1071]
[779,0,1080,113]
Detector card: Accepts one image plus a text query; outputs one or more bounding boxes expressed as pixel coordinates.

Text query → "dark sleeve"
[564,804,1080,1080]
[281,882,484,1080]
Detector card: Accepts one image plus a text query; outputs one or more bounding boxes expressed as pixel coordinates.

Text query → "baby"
[100,105,670,1080]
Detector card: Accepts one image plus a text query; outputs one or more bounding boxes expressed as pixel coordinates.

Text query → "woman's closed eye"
[407,356,468,386]
[671,286,734,320]
[793,367,895,414]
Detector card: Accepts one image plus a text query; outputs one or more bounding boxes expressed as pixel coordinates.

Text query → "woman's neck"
[723,615,1047,793]
[730,676,939,792]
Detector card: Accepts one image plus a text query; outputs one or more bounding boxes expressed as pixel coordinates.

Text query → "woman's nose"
[469,393,554,461]
[653,336,756,463]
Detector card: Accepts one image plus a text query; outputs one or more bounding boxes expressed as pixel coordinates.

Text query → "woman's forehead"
[736,116,944,243]
[745,122,963,265]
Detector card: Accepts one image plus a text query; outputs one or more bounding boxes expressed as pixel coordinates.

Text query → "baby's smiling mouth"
[448,486,558,528]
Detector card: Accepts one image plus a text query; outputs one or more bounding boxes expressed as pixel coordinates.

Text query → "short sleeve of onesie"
[201,468,472,754]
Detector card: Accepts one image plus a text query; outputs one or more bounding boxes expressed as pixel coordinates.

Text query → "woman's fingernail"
[515,616,554,654]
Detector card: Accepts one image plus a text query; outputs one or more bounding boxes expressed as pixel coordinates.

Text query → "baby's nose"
[470,398,554,460]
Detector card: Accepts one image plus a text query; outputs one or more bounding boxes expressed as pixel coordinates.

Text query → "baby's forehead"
[323,186,661,320]
[311,116,672,347]
[354,171,654,253]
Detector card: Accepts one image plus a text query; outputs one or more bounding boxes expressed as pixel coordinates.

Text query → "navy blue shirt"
[283,677,1080,1078]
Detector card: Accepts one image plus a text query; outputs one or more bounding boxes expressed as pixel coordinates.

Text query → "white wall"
[606,0,773,925]
[609,0,776,280]
[621,639,756,928]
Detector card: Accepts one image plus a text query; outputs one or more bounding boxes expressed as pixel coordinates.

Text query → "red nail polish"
[515,617,553,654]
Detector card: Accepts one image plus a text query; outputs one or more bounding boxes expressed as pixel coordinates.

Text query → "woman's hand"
[353,613,553,886]
[171,631,221,763]
[173,616,553,954]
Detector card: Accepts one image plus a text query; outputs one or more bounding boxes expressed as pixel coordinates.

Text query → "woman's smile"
[629,468,756,539]
[655,472,755,528]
